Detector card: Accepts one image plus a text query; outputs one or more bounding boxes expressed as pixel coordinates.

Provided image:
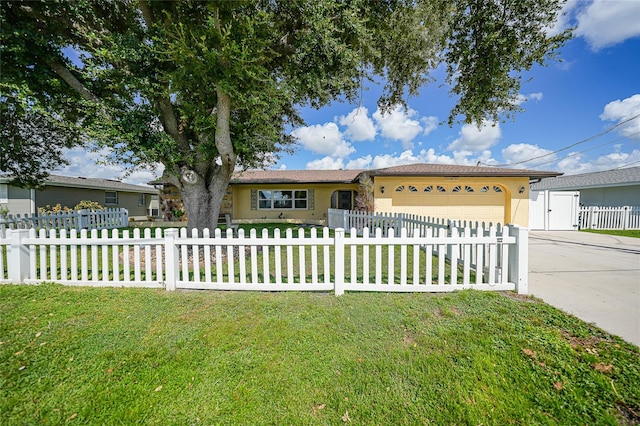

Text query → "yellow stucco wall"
[372,176,530,227]
[232,183,360,224]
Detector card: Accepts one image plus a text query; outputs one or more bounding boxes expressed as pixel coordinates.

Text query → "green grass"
[1,285,638,425]
[581,229,640,238]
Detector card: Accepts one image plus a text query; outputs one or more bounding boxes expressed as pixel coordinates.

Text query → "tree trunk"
[177,166,229,232]
[174,89,237,232]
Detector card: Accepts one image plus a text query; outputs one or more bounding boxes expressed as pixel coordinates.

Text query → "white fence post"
[164,228,179,291]
[341,210,349,230]
[9,229,30,284]
[508,226,528,294]
[334,228,345,296]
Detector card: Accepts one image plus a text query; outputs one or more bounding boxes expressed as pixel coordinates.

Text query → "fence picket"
[2,212,525,294]
[310,227,318,285]
[579,206,640,230]
[298,228,306,285]
[191,228,200,284]
[112,229,120,283]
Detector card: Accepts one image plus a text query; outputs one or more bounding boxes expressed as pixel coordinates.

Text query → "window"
[105,191,118,205]
[138,193,146,206]
[424,185,433,192]
[452,185,461,193]
[395,185,405,192]
[465,186,474,192]
[0,184,7,203]
[258,190,308,210]
[480,186,489,192]
[437,185,446,193]
[493,186,503,193]
[408,185,418,192]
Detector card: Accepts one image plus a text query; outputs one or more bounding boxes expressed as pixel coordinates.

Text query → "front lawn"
[1,285,638,424]
[581,229,640,238]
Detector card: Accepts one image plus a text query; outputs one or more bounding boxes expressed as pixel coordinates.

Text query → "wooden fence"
[0,224,528,295]
[579,206,640,230]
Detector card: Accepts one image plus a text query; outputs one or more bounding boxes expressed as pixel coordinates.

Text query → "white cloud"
[291,122,355,158]
[373,105,424,149]
[546,0,579,37]
[305,156,345,170]
[511,94,528,107]
[346,155,372,170]
[51,148,164,185]
[528,92,544,101]
[421,116,439,136]
[56,147,162,186]
[600,94,640,139]
[501,143,557,167]
[370,150,425,169]
[367,148,494,169]
[447,121,502,152]
[576,0,640,50]
[558,148,640,175]
[338,107,377,142]
[511,92,544,107]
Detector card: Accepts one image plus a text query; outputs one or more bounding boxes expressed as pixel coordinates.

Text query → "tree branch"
[45,60,100,103]
[214,88,237,179]
[138,0,155,28]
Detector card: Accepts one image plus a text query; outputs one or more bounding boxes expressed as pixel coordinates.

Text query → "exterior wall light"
[380,186,385,194]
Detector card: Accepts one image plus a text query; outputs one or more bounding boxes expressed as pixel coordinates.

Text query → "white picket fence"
[328,208,504,237]
[0,208,128,232]
[579,206,640,230]
[0,224,528,295]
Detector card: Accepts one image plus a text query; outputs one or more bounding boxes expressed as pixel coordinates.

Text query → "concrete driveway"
[528,231,640,347]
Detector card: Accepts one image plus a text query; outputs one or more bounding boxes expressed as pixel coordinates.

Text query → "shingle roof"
[229,163,561,184]
[365,163,561,178]
[530,167,640,190]
[231,169,364,184]
[43,175,157,193]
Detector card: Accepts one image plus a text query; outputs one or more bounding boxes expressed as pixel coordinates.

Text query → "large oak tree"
[0,0,570,230]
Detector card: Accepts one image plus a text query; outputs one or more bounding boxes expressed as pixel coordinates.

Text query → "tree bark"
[177,88,237,232]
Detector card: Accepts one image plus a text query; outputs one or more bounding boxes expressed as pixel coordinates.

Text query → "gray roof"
[530,167,640,191]
[43,174,157,193]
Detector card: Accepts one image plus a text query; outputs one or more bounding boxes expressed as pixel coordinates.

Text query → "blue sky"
[59,0,640,185]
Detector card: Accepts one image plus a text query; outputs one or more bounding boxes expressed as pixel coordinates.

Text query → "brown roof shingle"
[368,163,562,178]
[231,169,363,184]
[230,164,561,184]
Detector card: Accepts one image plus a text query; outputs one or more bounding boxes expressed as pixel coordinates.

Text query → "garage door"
[391,183,507,224]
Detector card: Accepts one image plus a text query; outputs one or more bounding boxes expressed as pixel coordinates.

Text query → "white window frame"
[138,193,146,206]
[257,189,308,210]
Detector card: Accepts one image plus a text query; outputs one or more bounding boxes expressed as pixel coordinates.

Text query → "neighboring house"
[530,166,640,206]
[229,164,561,227]
[0,174,159,220]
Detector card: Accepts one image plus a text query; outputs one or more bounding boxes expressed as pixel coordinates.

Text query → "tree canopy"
[0,0,570,229]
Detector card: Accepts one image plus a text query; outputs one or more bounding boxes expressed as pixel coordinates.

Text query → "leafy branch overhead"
[0,0,571,229]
